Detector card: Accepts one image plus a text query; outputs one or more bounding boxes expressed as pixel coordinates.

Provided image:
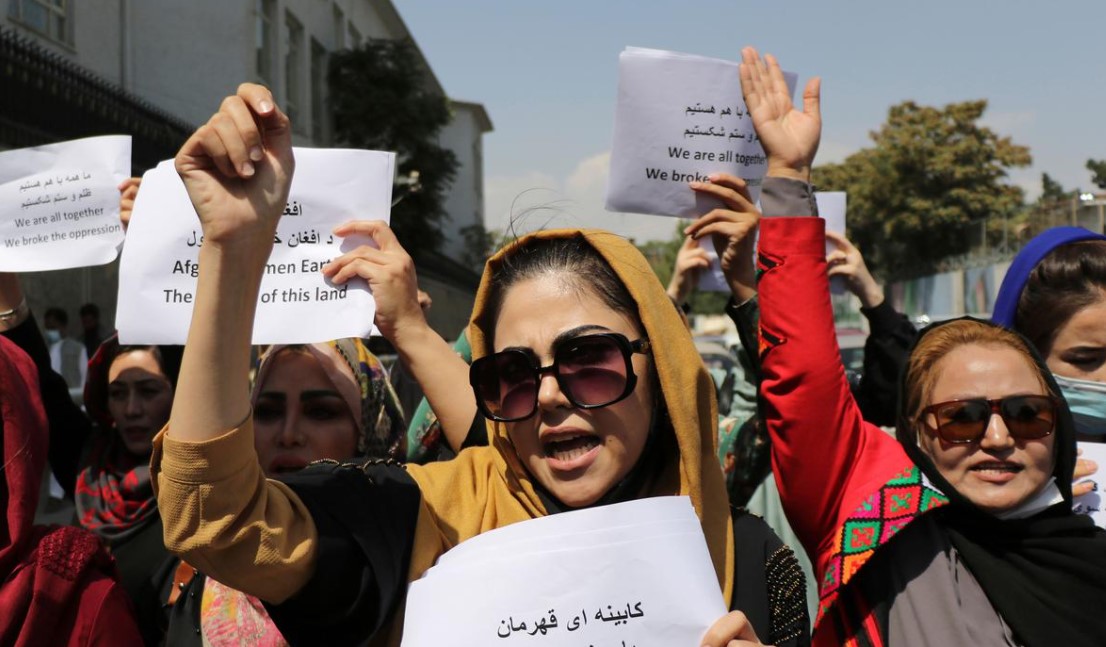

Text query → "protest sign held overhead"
[400,497,727,646]
[0,135,131,272]
[606,47,795,219]
[116,148,395,345]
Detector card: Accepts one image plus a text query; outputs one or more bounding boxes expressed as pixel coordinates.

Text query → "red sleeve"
[81,580,143,647]
[757,217,905,560]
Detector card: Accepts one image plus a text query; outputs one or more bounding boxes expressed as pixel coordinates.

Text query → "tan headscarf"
[402,229,734,613]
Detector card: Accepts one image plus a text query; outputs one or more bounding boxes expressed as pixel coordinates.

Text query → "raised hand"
[174,83,294,255]
[739,47,821,183]
[684,173,760,302]
[667,236,712,304]
[169,85,296,444]
[324,220,476,452]
[323,220,426,342]
[825,231,884,308]
[117,177,141,232]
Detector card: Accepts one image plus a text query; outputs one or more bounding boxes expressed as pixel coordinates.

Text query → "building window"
[310,39,327,143]
[255,0,275,84]
[9,0,70,45]
[284,11,304,131]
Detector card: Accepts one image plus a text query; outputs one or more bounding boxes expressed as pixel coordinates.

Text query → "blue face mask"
[1053,374,1106,436]
[44,329,61,345]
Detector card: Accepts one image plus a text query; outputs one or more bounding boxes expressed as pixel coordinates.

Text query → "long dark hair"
[1015,240,1106,354]
[479,233,639,341]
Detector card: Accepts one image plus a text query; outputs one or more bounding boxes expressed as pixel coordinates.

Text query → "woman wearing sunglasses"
[740,47,1106,646]
[148,83,810,646]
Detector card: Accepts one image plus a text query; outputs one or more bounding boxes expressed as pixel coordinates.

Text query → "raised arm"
[155,85,317,602]
[826,231,917,426]
[322,221,478,455]
[741,49,899,553]
[170,85,294,440]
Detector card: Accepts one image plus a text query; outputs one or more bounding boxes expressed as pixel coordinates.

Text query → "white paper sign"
[1074,442,1106,528]
[116,148,395,345]
[0,135,130,271]
[606,47,796,220]
[401,497,727,646]
[815,192,847,252]
[816,192,848,295]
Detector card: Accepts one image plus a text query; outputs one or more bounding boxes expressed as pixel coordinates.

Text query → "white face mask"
[44,329,62,344]
[1053,374,1106,436]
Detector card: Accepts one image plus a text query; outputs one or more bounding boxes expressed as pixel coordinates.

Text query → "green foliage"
[1088,159,1106,190]
[327,39,458,257]
[814,100,1030,280]
[1039,172,1071,203]
[460,223,509,271]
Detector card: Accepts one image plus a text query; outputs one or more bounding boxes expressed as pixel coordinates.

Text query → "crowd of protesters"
[2,46,1105,647]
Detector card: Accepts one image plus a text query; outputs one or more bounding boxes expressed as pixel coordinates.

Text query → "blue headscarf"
[991,226,1106,327]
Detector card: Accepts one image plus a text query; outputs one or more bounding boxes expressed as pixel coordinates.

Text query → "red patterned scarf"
[74,435,157,543]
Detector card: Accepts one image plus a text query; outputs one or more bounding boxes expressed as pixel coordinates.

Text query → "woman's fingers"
[327,258,378,285]
[700,611,761,647]
[1073,480,1097,498]
[803,76,822,120]
[235,83,291,149]
[764,53,790,110]
[322,245,388,278]
[740,47,767,115]
[692,220,755,243]
[679,235,701,252]
[1074,455,1098,481]
[333,220,403,253]
[209,108,255,179]
[193,118,236,178]
[220,95,265,166]
[685,208,758,239]
[689,174,755,209]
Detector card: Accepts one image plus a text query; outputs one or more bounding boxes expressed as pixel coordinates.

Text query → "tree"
[1088,159,1106,190]
[814,100,1030,280]
[460,223,508,271]
[1040,172,1071,203]
[328,39,458,257]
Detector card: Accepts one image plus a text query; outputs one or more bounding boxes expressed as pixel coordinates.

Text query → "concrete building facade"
[3,0,490,337]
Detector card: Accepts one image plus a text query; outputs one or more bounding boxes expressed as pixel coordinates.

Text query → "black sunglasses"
[918,394,1058,444]
[469,332,651,422]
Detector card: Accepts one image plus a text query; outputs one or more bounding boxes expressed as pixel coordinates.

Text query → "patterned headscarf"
[251,339,406,460]
[75,335,182,543]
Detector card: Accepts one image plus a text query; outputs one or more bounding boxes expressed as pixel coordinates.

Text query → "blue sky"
[399,0,1106,241]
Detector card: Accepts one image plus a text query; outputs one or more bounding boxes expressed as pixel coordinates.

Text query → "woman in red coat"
[740,47,1106,646]
[0,334,142,646]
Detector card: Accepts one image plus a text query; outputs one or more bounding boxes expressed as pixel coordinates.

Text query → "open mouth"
[542,433,601,463]
[969,461,1023,482]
